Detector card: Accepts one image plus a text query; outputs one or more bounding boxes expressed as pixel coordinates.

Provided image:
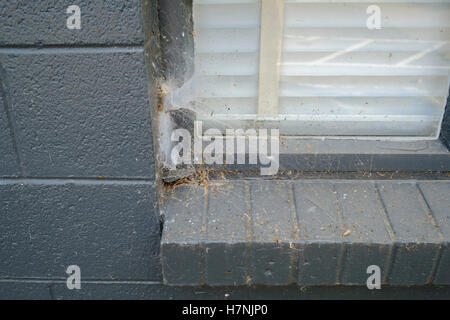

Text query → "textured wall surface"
[0,0,145,46]
[0,0,162,299]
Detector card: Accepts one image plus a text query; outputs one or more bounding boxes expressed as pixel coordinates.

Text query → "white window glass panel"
[190,0,450,138]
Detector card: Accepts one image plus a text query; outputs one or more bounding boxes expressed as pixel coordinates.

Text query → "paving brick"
[0,51,154,178]
[293,181,343,285]
[434,247,450,285]
[161,242,203,286]
[377,182,442,285]
[417,182,450,285]
[0,0,144,46]
[161,184,205,286]
[335,182,393,285]
[205,182,249,286]
[205,242,248,286]
[250,181,296,285]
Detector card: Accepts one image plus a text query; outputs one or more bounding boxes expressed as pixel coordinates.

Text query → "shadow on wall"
[439,88,450,149]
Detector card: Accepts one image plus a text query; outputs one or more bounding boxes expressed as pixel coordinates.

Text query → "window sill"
[161,177,450,286]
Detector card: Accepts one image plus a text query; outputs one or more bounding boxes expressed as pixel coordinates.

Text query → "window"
[189,0,450,138]
[156,0,450,173]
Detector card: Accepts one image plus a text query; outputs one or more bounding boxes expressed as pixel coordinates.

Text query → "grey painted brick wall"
[0,1,144,46]
[0,181,160,280]
[0,51,154,178]
[0,0,162,299]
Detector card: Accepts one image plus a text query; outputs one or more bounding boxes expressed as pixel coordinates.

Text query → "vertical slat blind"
[191,0,450,138]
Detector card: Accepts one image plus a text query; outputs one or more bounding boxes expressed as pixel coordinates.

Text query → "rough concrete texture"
[0,181,161,280]
[0,51,155,178]
[161,179,450,287]
[0,1,144,46]
[1,280,450,300]
[0,82,20,176]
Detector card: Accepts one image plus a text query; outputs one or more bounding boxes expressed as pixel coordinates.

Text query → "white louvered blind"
[190,0,450,138]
